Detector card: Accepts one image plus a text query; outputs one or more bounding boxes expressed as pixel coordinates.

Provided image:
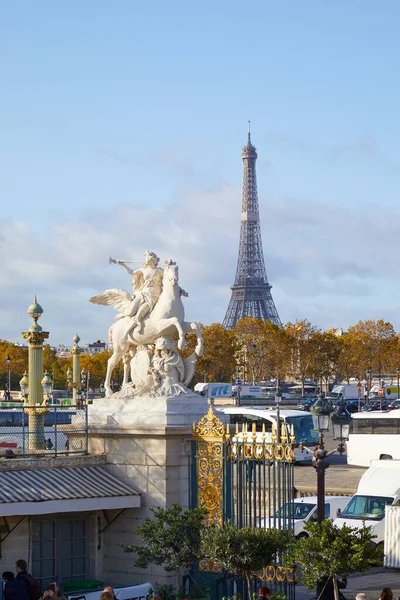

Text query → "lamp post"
[5,354,11,401]
[67,334,81,405]
[366,368,372,405]
[310,395,332,523]
[397,368,400,400]
[236,368,241,407]
[319,369,323,395]
[81,369,90,403]
[21,297,50,450]
[381,378,385,411]
[275,385,282,443]
[331,400,352,456]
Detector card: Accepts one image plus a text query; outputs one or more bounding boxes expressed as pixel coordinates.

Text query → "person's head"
[100,592,114,600]
[104,588,114,597]
[2,572,14,583]
[258,587,270,599]
[144,250,160,267]
[380,589,393,600]
[49,582,59,595]
[15,560,27,573]
[356,594,367,600]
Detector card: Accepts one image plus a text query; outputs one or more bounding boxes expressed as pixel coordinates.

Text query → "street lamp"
[397,368,400,400]
[81,368,91,403]
[41,371,53,403]
[66,367,72,397]
[331,400,351,455]
[319,369,323,395]
[5,354,11,401]
[310,395,332,523]
[236,368,241,407]
[19,372,29,402]
[275,386,282,443]
[366,368,372,404]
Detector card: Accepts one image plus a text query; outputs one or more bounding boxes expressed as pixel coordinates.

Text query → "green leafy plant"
[122,504,207,586]
[201,523,292,600]
[286,520,382,600]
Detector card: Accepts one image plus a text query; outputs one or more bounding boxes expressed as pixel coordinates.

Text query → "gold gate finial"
[193,404,226,440]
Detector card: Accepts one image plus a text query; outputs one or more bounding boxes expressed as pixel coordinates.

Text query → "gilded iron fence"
[0,405,88,457]
[189,405,296,600]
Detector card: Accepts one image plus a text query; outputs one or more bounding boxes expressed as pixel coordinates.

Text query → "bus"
[216,406,317,463]
[347,411,400,466]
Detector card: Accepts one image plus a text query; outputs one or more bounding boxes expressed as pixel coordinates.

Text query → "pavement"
[295,567,400,600]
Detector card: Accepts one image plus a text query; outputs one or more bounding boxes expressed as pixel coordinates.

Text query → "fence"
[0,405,88,457]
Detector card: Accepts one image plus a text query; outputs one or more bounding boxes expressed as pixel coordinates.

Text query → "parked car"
[388,400,400,410]
[259,495,350,538]
[297,396,317,411]
[344,399,366,413]
[362,400,390,412]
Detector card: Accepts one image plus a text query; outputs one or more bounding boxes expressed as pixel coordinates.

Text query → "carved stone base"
[88,392,210,427]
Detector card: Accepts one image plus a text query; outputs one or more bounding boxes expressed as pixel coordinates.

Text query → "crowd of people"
[256,583,397,600]
[1,560,118,600]
[2,562,398,600]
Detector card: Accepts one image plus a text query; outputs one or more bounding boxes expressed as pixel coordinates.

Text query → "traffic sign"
[378,389,384,396]
[237,379,242,386]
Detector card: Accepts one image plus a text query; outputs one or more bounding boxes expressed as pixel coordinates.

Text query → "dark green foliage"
[122,504,207,572]
[201,523,292,599]
[286,519,382,590]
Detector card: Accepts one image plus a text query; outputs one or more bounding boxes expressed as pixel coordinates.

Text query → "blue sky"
[1,1,400,344]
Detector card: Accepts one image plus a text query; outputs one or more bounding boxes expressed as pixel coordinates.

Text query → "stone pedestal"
[86,393,210,587]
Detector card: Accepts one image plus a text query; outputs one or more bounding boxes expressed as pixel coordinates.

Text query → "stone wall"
[88,424,192,588]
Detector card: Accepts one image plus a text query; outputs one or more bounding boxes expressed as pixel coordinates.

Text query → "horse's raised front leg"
[182,321,204,356]
[157,317,186,350]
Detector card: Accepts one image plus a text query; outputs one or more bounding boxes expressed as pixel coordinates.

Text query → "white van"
[259,496,349,538]
[334,460,400,545]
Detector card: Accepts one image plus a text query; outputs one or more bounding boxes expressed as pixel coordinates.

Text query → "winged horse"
[90,260,203,397]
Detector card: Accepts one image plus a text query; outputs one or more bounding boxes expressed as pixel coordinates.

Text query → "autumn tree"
[233,317,291,384]
[310,331,342,393]
[335,333,360,383]
[347,320,397,379]
[194,323,238,384]
[285,320,318,394]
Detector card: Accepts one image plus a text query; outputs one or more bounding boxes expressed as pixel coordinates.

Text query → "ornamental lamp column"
[70,334,81,405]
[21,297,50,450]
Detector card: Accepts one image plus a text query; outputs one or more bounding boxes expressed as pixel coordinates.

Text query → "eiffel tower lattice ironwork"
[223,124,281,329]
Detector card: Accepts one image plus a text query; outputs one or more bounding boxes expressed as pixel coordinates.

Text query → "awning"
[0,466,140,516]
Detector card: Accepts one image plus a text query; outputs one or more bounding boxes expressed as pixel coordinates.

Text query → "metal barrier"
[0,404,88,457]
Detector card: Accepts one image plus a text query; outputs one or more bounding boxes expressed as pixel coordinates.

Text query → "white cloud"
[1,179,400,345]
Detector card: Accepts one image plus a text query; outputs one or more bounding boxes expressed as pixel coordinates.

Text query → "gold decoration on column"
[192,401,226,528]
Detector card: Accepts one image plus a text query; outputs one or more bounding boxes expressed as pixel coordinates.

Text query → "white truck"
[333,459,400,545]
[194,382,232,398]
[259,496,349,538]
[369,384,400,400]
[326,384,364,401]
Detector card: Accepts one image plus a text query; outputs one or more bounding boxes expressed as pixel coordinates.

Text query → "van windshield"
[340,495,393,521]
[275,502,315,520]
[286,415,319,444]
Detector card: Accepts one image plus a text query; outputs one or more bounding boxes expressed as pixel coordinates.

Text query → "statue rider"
[115,250,164,334]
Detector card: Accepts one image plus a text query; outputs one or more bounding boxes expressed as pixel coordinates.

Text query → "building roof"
[0,465,140,516]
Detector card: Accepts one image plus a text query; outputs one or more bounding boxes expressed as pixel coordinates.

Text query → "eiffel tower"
[223,124,281,329]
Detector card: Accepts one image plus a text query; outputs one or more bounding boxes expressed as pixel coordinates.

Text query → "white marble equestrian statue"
[90,257,203,397]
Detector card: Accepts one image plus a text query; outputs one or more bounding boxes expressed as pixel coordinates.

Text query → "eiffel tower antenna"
[222,126,281,329]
